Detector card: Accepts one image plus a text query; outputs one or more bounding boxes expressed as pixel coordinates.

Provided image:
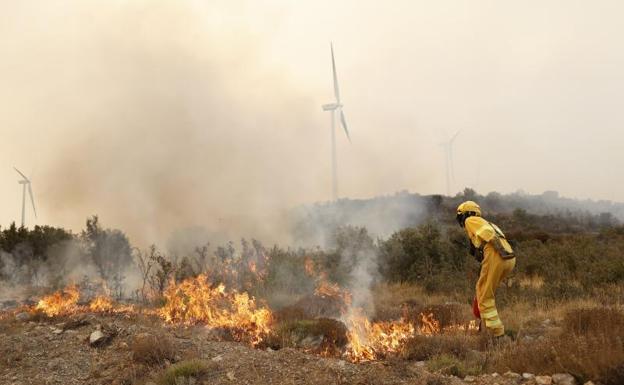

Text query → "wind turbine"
[440,130,461,196]
[14,167,37,227]
[322,43,351,201]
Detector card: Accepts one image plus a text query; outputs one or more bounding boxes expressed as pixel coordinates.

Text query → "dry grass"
[426,353,482,377]
[373,283,465,321]
[377,282,624,383]
[130,333,176,366]
[267,318,348,355]
[489,307,624,385]
[400,334,481,361]
[156,359,216,385]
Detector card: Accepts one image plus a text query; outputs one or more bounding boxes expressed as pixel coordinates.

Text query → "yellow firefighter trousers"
[476,244,516,337]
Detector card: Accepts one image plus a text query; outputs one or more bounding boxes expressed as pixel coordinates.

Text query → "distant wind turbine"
[440,129,461,196]
[14,167,37,227]
[322,43,351,201]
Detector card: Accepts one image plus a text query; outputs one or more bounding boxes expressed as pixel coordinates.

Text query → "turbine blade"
[13,167,29,181]
[449,148,455,182]
[28,183,37,218]
[331,43,340,103]
[449,129,461,143]
[340,109,351,142]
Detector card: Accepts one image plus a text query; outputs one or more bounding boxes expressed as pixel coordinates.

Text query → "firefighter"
[456,201,516,338]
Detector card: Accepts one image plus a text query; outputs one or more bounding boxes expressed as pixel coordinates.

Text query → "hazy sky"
[1,0,623,244]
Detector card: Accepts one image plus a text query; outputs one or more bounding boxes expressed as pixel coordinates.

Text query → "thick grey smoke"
[3,1,624,257]
[0,1,331,246]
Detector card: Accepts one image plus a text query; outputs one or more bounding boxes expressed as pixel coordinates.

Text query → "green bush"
[157,360,215,385]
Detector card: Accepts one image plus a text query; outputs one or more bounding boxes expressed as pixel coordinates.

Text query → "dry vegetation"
[2,191,624,384]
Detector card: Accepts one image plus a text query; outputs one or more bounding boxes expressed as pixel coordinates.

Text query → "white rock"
[583,382,595,385]
[492,372,500,377]
[89,330,106,345]
[464,375,476,382]
[504,371,521,378]
[211,355,223,362]
[552,373,577,385]
[523,373,535,380]
[52,328,63,335]
[536,375,553,385]
[414,361,426,367]
[226,371,235,381]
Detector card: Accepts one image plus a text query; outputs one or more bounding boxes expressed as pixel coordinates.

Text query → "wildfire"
[344,309,415,362]
[306,258,352,314]
[24,260,479,364]
[159,274,273,346]
[304,257,315,276]
[89,295,114,312]
[35,285,80,316]
[314,274,352,306]
[419,312,441,334]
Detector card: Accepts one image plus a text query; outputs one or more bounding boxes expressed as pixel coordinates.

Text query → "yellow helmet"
[456,201,481,227]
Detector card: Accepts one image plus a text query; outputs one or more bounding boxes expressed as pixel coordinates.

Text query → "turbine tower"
[322,43,351,201]
[441,130,461,196]
[14,167,37,227]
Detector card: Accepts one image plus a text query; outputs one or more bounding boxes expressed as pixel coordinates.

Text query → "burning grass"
[16,261,624,385]
[20,275,481,366]
[159,274,273,346]
[5,277,624,385]
[35,284,80,316]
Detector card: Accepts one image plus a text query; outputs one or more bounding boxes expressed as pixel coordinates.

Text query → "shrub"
[156,360,215,385]
[490,307,624,384]
[275,318,348,349]
[426,353,481,377]
[131,333,176,366]
[562,307,624,336]
[400,334,478,361]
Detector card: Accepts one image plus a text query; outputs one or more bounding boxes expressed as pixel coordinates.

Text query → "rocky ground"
[0,310,587,385]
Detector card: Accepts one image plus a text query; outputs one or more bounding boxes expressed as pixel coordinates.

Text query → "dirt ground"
[0,310,533,385]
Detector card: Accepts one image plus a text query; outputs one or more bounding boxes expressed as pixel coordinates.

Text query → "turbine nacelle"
[322,103,342,111]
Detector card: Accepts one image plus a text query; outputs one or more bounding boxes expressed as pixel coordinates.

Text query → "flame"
[315,275,352,303]
[248,261,257,274]
[304,257,315,276]
[89,295,114,312]
[344,309,415,362]
[35,285,80,316]
[159,274,272,346]
[419,312,441,334]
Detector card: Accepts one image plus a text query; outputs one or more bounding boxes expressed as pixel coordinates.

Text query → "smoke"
[0,1,331,246]
[290,192,428,247]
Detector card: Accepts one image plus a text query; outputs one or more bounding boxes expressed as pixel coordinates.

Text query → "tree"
[81,216,132,297]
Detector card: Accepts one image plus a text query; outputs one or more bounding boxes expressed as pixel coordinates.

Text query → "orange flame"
[419,312,441,334]
[159,274,272,346]
[304,257,315,276]
[89,295,114,312]
[344,309,415,362]
[35,285,80,316]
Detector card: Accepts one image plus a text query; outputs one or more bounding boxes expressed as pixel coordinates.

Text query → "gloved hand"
[470,243,484,262]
